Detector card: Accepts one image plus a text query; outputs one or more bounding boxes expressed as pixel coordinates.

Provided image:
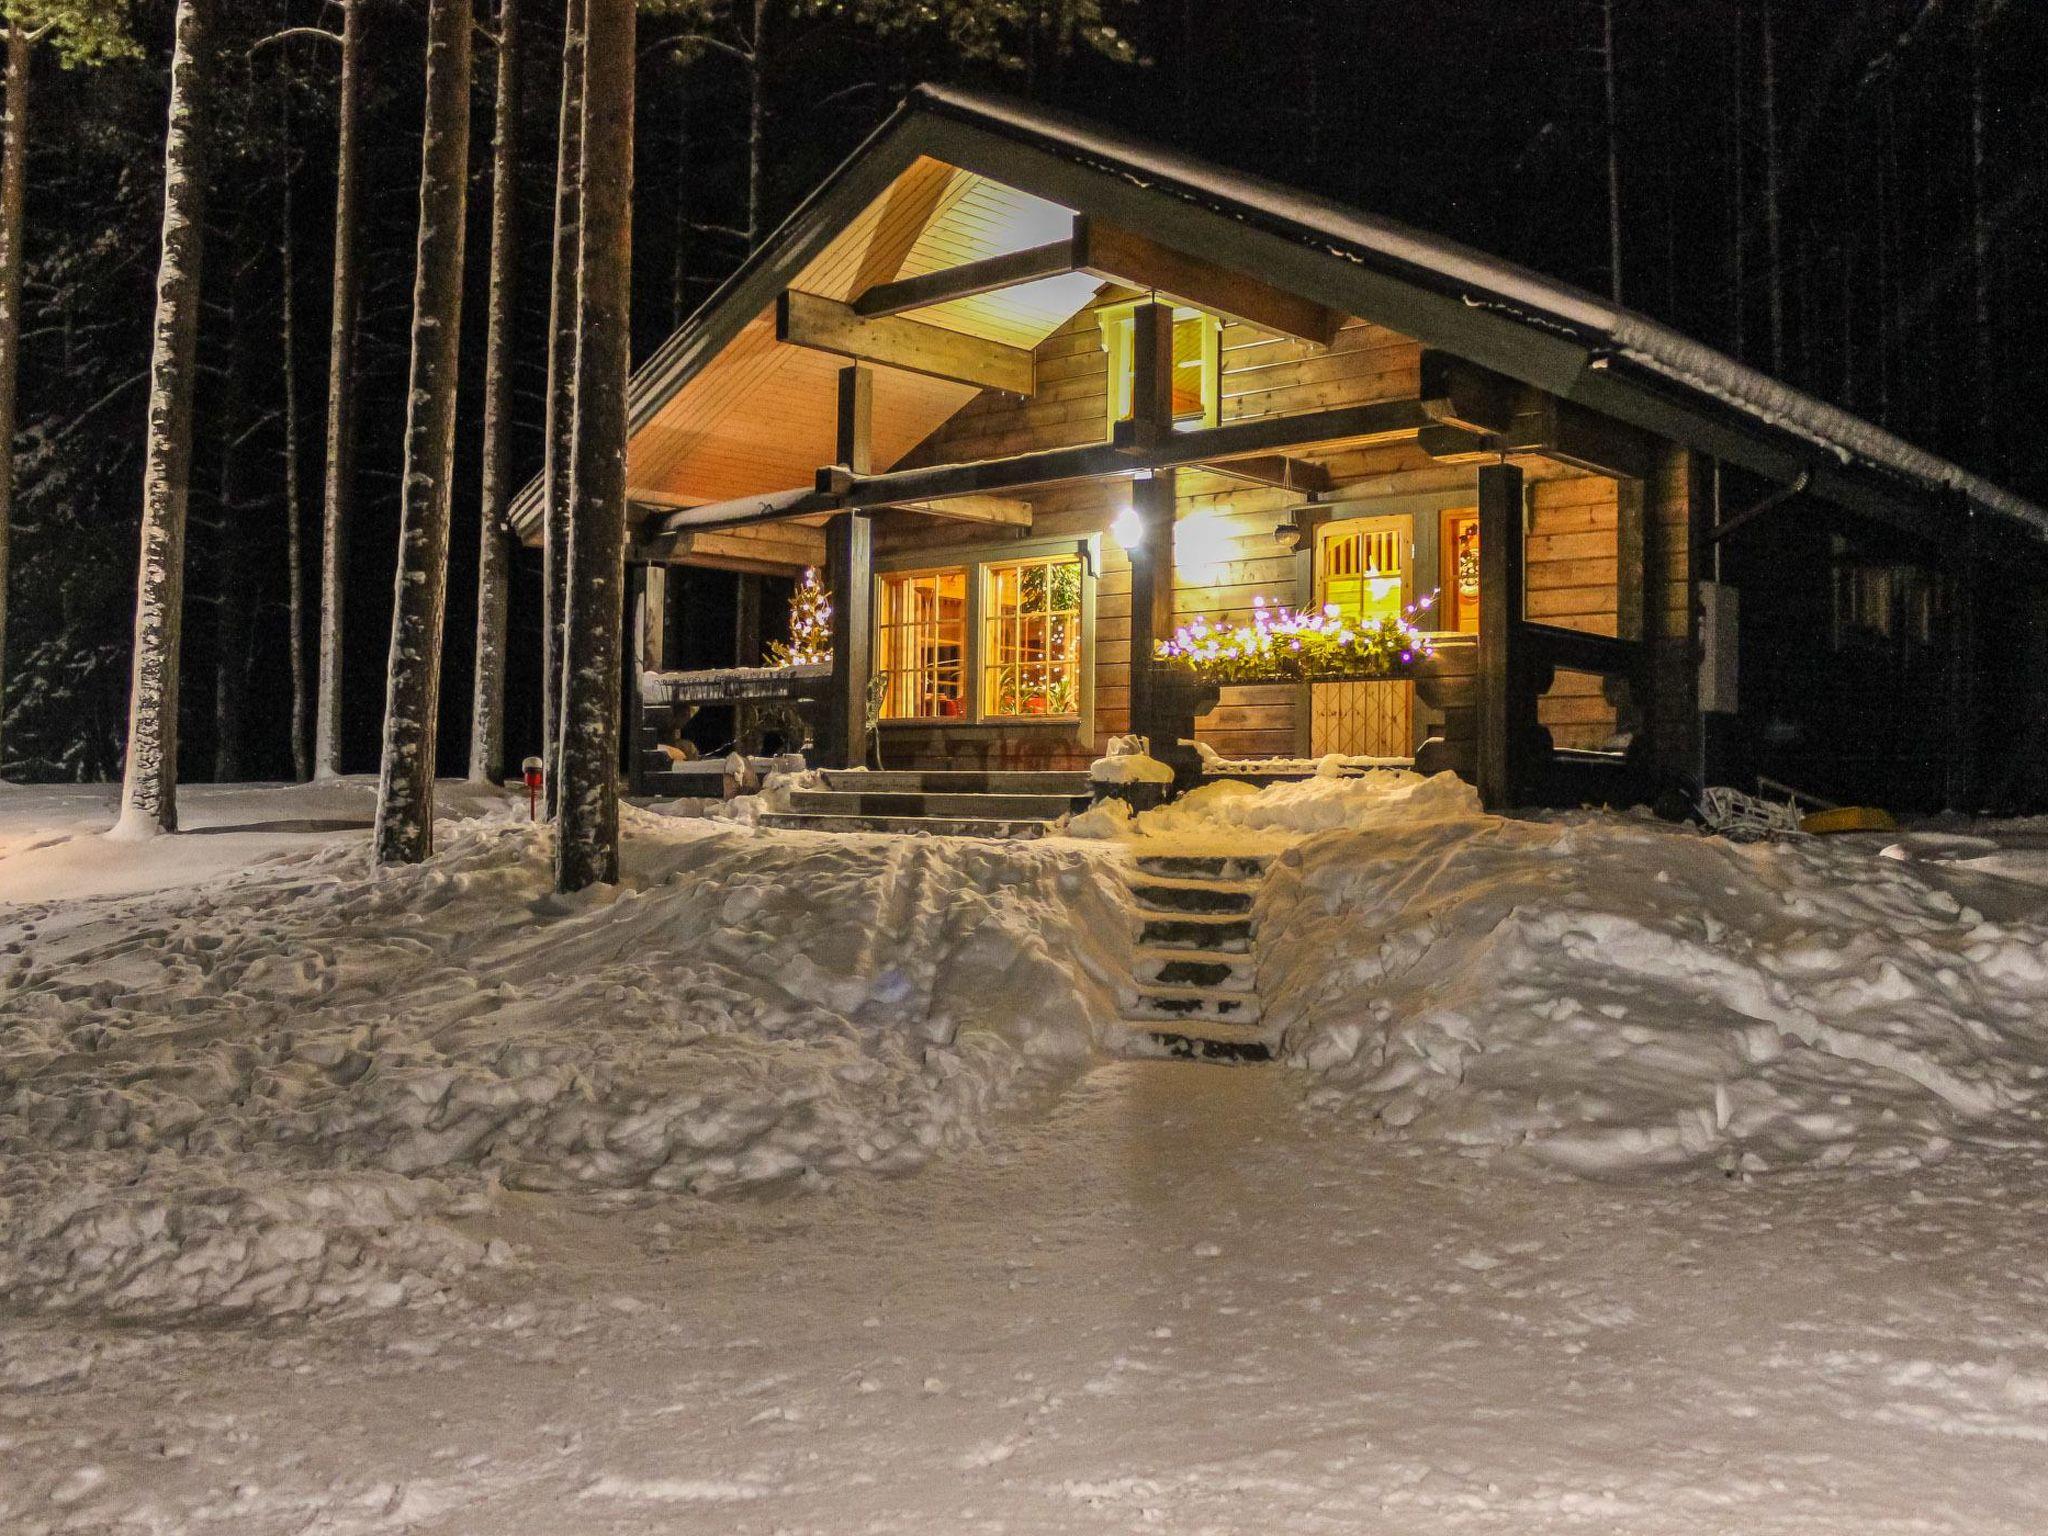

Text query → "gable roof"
[512,84,2045,544]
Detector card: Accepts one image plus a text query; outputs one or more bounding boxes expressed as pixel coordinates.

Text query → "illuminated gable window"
[1100,304,1221,433]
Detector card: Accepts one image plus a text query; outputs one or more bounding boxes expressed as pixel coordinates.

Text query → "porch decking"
[757,770,1092,838]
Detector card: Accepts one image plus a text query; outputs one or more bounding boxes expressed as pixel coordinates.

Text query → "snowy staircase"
[758,770,1092,839]
[1120,853,1274,1063]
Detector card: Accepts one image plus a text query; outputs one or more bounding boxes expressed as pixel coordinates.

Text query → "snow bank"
[1178,775,2048,1175]
[2,793,1127,1319]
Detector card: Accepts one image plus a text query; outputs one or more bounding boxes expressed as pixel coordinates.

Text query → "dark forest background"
[4,0,2043,783]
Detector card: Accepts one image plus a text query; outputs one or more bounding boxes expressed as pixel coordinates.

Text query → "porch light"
[1111,506,1144,550]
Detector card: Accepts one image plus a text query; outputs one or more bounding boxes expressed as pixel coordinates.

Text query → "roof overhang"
[510,85,2045,548]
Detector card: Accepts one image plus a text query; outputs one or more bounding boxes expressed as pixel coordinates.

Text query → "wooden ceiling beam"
[1076,217,1343,347]
[777,289,1035,395]
[851,237,1078,318]
[887,494,1034,526]
[1193,453,1333,494]
[649,398,1430,541]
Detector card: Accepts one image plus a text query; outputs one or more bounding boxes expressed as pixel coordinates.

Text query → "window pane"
[876,569,966,719]
[983,555,1083,718]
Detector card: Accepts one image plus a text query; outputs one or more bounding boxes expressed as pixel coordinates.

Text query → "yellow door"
[1310,515,1415,759]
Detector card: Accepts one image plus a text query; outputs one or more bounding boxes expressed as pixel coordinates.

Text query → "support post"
[1476,461,1531,810]
[624,564,647,794]
[825,364,874,769]
[1124,303,1189,770]
[733,574,762,666]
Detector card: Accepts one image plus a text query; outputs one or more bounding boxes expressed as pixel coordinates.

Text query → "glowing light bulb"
[1111,508,1143,550]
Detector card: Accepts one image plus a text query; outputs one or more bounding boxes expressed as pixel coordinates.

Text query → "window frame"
[1098,303,1222,435]
[873,535,1099,737]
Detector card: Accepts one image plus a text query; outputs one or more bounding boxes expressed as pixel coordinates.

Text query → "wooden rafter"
[851,236,1077,317]
[776,289,1035,395]
[1077,218,1343,347]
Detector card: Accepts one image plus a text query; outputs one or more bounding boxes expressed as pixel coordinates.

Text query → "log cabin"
[510,85,2048,833]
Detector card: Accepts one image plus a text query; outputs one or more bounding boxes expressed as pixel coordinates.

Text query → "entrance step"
[1124,986,1264,1025]
[1127,877,1259,916]
[757,812,1049,840]
[786,789,1088,821]
[1116,852,1274,1063]
[1137,912,1254,953]
[1132,948,1256,991]
[1134,1019,1275,1064]
[819,770,1089,796]
[1133,853,1273,883]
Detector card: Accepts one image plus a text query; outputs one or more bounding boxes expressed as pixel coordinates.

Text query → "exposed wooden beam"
[1076,217,1343,347]
[777,289,1034,394]
[1421,350,1654,480]
[851,236,1077,318]
[643,524,825,572]
[658,398,1431,538]
[891,494,1033,526]
[1195,453,1333,494]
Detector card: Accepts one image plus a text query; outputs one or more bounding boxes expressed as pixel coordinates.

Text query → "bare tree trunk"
[469,0,522,784]
[1968,0,1993,466]
[314,0,363,779]
[281,100,311,782]
[213,265,251,785]
[1761,0,1784,375]
[1729,1,1745,359]
[555,0,635,893]
[372,0,473,865]
[1601,0,1623,305]
[542,0,586,812]
[0,25,25,772]
[745,0,767,249]
[115,0,211,838]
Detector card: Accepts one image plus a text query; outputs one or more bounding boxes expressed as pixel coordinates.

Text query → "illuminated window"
[983,555,1083,718]
[1317,518,1409,626]
[1100,305,1220,432]
[876,569,967,719]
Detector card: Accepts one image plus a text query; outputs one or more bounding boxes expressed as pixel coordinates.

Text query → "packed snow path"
[11,1062,2048,1533]
[8,778,2048,1531]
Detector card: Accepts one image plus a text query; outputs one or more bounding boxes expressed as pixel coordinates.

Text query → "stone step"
[819,770,1090,796]
[1124,986,1264,1024]
[1132,948,1256,991]
[1127,878,1260,916]
[1136,913,1254,952]
[757,812,1049,840]
[1136,1029,1274,1064]
[787,789,1086,820]
[1133,854,1273,882]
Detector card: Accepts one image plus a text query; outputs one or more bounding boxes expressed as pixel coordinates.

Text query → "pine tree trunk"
[469,0,522,784]
[555,0,635,893]
[213,240,254,784]
[0,25,26,774]
[115,0,211,838]
[372,0,473,865]
[542,0,586,812]
[281,101,311,782]
[745,0,767,249]
[314,0,363,779]
[1761,0,1784,375]
[1601,0,1623,306]
[1968,0,1993,466]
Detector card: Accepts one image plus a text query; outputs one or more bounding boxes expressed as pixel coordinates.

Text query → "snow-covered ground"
[6,775,2048,1533]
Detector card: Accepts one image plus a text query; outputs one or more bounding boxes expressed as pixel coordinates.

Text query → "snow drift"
[1211,773,2048,1175]
[1,793,1128,1319]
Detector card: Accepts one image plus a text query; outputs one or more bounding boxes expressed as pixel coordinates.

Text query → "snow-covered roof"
[909,85,2045,540]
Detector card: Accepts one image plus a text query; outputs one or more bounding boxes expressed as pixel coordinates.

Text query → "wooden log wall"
[871,286,1698,780]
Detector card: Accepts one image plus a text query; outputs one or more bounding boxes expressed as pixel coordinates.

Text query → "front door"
[1309,514,1416,759]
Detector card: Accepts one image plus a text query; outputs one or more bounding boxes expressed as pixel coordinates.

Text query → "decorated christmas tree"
[766,567,833,666]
